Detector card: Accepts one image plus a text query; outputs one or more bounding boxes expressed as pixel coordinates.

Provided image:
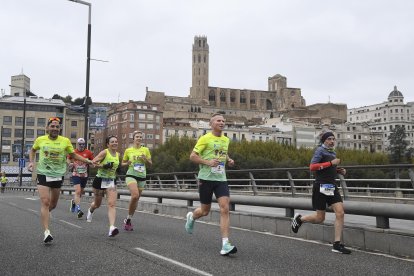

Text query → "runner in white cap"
[67,137,94,218]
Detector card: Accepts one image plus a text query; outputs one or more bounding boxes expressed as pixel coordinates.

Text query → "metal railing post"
[248,172,258,196]
[376,216,390,229]
[395,168,402,198]
[338,174,349,200]
[156,175,163,189]
[174,174,180,191]
[287,171,295,197]
[408,169,414,190]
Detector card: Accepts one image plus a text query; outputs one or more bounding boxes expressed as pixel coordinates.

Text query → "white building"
[347,86,414,150]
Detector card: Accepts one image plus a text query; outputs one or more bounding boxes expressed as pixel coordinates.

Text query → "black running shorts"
[198,179,230,204]
[37,174,64,189]
[92,177,117,190]
[312,182,343,211]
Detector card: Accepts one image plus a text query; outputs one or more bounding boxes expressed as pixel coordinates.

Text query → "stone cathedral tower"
[190,36,209,102]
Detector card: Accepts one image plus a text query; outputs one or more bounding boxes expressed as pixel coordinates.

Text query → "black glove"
[102,162,114,169]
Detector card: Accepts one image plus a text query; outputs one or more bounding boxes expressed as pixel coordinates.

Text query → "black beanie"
[320,132,334,143]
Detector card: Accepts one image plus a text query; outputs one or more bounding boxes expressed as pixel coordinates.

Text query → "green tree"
[388,125,409,163]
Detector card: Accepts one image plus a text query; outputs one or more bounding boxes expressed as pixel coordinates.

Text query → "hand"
[331,158,341,165]
[207,159,220,167]
[337,167,346,175]
[28,162,34,172]
[227,158,235,167]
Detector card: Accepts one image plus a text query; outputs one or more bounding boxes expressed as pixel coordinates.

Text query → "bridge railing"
[6,164,414,229]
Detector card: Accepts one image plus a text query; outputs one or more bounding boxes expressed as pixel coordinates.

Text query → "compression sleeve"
[309,161,332,171]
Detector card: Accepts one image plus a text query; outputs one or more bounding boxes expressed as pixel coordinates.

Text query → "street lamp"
[68,0,92,147]
[9,85,28,186]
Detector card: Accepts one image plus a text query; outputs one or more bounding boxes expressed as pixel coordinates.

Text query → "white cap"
[77,138,85,143]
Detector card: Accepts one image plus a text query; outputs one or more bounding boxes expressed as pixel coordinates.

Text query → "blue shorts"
[71,176,88,188]
[198,179,230,204]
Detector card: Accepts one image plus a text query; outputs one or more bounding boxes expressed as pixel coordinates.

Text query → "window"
[2,140,11,145]
[37,129,45,136]
[71,121,78,127]
[146,134,153,139]
[2,128,11,137]
[130,123,135,129]
[15,129,23,137]
[147,114,154,120]
[26,117,35,126]
[26,129,34,138]
[139,123,145,129]
[139,114,146,119]
[3,116,12,125]
[71,132,77,139]
[1,153,10,164]
[15,117,23,126]
[147,124,153,129]
[130,114,134,121]
[37,118,46,127]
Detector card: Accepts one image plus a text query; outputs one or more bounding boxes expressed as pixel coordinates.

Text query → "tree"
[387,125,409,163]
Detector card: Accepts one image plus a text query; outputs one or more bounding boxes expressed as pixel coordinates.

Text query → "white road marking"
[134,247,213,276]
[25,197,38,200]
[59,220,83,229]
[27,208,38,213]
[9,202,17,206]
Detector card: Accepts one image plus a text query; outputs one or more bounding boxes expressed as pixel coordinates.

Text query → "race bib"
[46,176,62,182]
[134,163,145,173]
[320,184,335,196]
[76,166,87,174]
[211,162,225,174]
[101,178,115,189]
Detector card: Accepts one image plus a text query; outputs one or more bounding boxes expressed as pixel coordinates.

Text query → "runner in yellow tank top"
[121,130,152,231]
[86,136,121,237]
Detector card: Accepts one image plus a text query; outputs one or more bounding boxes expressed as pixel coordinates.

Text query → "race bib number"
[76,166,87,174]
[320,184,335,196]
[101,178,115,189]
[46,176,62,182]
[211,162,225,174]
[134,163,145,173]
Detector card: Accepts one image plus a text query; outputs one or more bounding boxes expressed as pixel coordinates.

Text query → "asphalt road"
[1,193,413,276]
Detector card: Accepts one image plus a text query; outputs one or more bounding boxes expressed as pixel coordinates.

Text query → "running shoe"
[86,208,93,222]
[108,226,119,237]
[123,218,134,231]
[291,213,302,233]
[332,243,352,254]
[220,241,237,256]
[43,229,53,243]
[185,212,194,234]
[70,199,75,213]
[77,209,84,219]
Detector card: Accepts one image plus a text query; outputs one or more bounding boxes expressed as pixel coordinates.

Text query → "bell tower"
[190,36,209,100]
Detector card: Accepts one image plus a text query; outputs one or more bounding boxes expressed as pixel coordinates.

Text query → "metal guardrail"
[5,164,414,229]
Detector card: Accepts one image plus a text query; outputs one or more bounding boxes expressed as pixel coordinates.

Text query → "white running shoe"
[108,226,119,237]
[86,208,93,222]
[43,229,53,243]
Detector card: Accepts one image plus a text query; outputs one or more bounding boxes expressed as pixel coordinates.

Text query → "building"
[146,36,347,125]
[0,95,66,165]
[94,101,163,154]
[347,86,414,151]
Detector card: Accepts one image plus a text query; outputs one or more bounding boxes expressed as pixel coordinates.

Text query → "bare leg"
[217,196,230,238]
[331,202,345,242]
[301,210,326,224]
[106,187,117,226]
[128,183,141,216]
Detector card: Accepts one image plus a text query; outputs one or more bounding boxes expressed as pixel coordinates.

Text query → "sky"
[1,0,413,109]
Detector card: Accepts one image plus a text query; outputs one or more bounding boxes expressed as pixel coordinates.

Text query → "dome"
[388,85,403,98]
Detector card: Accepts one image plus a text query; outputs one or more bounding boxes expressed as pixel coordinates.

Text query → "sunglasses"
[48,117,61,122]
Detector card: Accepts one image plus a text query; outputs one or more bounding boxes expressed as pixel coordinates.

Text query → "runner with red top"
[67,138,94,219]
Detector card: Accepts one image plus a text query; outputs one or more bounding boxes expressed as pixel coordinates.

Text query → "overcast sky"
[1,0,413,108]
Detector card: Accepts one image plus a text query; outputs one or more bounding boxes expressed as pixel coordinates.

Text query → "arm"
[28,148,37,172]
[309,158,341,171]
[69,152,93,166]
[190,151,219,167]
[226,155,235,167]
[92,150,107,168]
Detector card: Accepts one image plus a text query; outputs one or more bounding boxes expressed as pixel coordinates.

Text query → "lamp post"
[68,0,91,148]
[9,85,27,186]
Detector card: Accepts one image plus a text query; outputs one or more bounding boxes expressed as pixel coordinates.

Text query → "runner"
[121,130,152,231]
[86,135,120,237]
[0,171,8,193]
[291,131,351,254]
[185,113,237,256]
[67,138,94,219]
[28,117,94,243]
